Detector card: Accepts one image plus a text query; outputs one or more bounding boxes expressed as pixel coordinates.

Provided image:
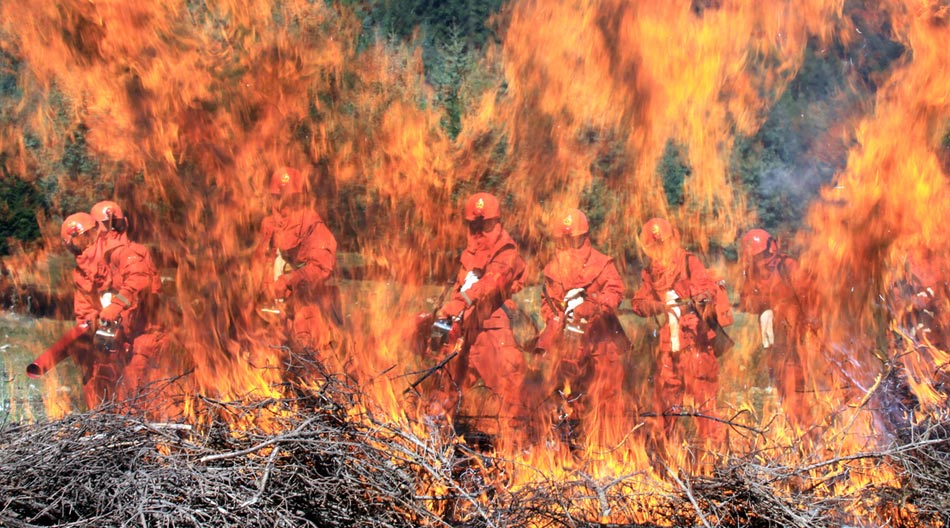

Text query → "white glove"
[665,290,681,318]
[460,270,480,293]
[565,296,585,316]
[564,288,586,317]
[273,253,287,282]
[665,290,681,351]
[760,309,775,349]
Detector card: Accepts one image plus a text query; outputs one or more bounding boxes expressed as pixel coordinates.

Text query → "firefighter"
[90,200,165,406]
[60,212,113,409]
[254,166,340,363]
[738,228,808,415]
[436,192,528,437]
[890,246,949,350]
[882,246,950,429]
[536,208,630,448]
[631,217,721,440]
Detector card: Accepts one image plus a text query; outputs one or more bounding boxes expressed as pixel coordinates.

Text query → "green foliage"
[363,0,504,50]
[657,139,689,209]
[0,164,44,255]
[431,26,469,138]
[728,29,900,233]
[354,0,504,136]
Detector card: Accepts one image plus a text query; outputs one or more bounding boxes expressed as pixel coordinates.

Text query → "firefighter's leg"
[551,353,587,449]
[586,347,624,448]
[469,328,527,439]
[288,304,342,379]
[117,331,170,415]
[654,348,684,438]
[84,360,121,411]
[682,346,722,441]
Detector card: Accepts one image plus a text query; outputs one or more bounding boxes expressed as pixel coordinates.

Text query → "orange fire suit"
[631,248,720,439]
[69,241,112,409]
[892,250,949,349]
[440,225,528,430]
[739,253,806,410]
[100,233,164,406]
[538,240,629,442]
[72,241,110,327]
[257,208,340,355]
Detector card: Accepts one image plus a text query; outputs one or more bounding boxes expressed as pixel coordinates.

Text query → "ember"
[1,0,949,526]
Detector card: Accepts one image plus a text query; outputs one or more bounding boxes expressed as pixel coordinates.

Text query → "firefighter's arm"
[284,247,335,289]
[684,253,716,305]
[539,281,564,322]
[451,254,514,312]
[738,274,769,313]
[71,269,99,325]
[114,248,156,307]
[276,226,337,297]
[630,272,666,317]
[253,216,277,262]
[534,281,567,353]
[580,260,625,318]
[73,291,99,327]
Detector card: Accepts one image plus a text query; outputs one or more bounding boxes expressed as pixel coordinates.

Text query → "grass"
[0,313,84,424]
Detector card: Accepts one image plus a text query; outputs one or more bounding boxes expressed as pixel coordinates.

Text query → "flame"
[1,0,949,524]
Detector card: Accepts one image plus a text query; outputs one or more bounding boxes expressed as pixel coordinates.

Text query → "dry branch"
[2,368,950,527]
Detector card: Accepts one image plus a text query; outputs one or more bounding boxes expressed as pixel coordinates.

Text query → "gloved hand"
[693,290,713,305]
[564,287,585,301]
[460,270,480,293]
[99,302,123,325]
[440,298,467,319]
[665,290,681,318]
[914,289,934,310]
[565,295,585,316]
[760,309,775,349]
[571,300,599,320]
[273,274,293,300]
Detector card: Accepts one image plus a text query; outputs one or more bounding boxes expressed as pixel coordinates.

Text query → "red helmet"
[90,200,124,223]
[463,192,501,221]
[551,209,589,237]
[741,228,774,258]
[60,212,97,244]
[641,217,673,246]
[269,167,304,196]
[90,200,128,233]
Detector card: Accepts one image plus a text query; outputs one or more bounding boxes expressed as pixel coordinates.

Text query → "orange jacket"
[72,244,109,326]
[539,241,628,353]
[104,234,160,337]
[258,209,337,300]
[631,249,717,351]
[739,253,802,321]
[451,226,526,332]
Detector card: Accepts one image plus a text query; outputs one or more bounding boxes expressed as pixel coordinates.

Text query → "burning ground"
[2,0,950,526]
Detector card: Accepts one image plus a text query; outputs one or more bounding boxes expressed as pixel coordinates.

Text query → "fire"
[1,0,949,524]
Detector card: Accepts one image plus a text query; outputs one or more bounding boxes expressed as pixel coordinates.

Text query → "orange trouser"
[654,345,720,439]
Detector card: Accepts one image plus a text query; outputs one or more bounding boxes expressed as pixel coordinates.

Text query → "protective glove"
[914,289,934,311]
[440,298,468,319]
[99,302,124,325]
[665,290,682,351]
[760,309,775,349]
[665,290,682,318]
[571,300,599,321]
[564,287,585,302]
[565,295,585,316]
[273,274,293,300]
[460,270,480,293]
